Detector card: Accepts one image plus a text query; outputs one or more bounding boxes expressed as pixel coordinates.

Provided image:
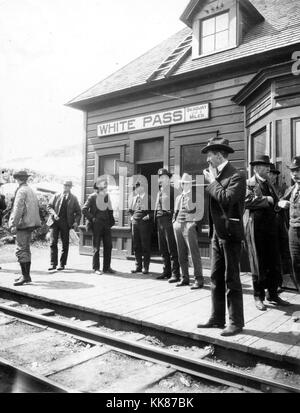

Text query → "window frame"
[200,11,230,56]
[292,117,300,157]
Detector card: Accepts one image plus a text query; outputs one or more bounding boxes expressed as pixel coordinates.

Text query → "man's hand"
[10,226,16,235]
[267,196,274,205]
[142,215,150,221]
[203,165,217,184]
[54,213,59,221]
[278,200,290,209]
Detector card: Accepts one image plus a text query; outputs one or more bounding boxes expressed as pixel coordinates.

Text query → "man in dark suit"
[154,168,180,283]
[47,181,81,271]
[197,138,246,337]
[129,181,153,274]
[278,156,300,290]
[244,155,290,311]
[0,186,6,270]
[82,179,116,275]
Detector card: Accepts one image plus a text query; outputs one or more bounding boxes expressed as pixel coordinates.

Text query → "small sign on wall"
[97,103,210,137]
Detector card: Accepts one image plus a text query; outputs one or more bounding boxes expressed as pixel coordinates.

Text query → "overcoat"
[82,193,115,231]
[243,175,279,277]
[9,184,41,230]
[0,194,6,226]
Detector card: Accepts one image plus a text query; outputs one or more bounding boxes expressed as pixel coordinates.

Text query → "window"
[252,128,268,159]
[98,154,120,186]
[200,12,229,55]
[292,119,300,156]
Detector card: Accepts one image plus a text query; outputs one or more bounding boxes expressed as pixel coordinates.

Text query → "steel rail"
[0,356,71,393]
[0,303,299,393]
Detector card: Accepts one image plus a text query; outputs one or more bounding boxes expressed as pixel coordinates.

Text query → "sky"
[0,0,188,168]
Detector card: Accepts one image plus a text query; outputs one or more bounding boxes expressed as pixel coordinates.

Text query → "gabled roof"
[67,0,300,109]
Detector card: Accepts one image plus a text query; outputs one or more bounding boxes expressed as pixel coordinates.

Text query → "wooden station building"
[67,0,300,263]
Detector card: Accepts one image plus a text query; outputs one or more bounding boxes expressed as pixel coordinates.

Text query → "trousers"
[157,216,180,277]
[50,221,70,267]
[173,221,203,283]
[132,220,152,270]
[92,220,112,271]
[16,229,33,263]
[210,234,244,328]
[289,226,300,286]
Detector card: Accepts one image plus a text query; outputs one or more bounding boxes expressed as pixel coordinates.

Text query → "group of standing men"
[1,137,300,339]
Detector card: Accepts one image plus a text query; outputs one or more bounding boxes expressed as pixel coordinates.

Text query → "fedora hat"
[287,156,300,171]
[158,168,172,178]
[179,173,195,184]
[250,155,272,167]
[13,170,32,179]
[63,180,73,187]
[202,137,235,154]
[269,163,280,175]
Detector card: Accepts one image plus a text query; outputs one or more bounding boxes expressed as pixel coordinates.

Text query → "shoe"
[190,281,204,290]
[14,276,31,286]
[142,269,150,275]
[57,266,65,271]
[168,275,180,284]
[94,270,103,275]
[103,268,116,274]
[156,274,170,280]
[131,269,143,274]
[220,326,243,337]
[197,320,225,329]
[176,280,189,287]
[255,299,267,311]
[48,266,57,272]
[267,296,290,306]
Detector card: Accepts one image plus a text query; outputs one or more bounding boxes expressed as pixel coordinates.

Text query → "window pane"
[215,30,229,50]
[296,121,300,156]
[216,13,229,32]
[253,129,268,159]
[202,17,215,36]
[202,34,215,54]
[99,154,120,186]
[276,120,282,158]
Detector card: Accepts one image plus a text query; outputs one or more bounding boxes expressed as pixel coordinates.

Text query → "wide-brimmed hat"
[269,163,280,175]
[13,170,32,179]
[250,155,272,167]
[63,180,73,187]
[179,173,195,184]
[158,168,172,178]
[287,156,300,171]
[202,137,235,154]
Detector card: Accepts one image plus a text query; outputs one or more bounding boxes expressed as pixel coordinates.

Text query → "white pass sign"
[97,104,210,137]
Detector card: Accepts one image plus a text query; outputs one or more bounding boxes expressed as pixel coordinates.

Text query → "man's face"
[182,182,192,193]
[98,182,108,193]
[159,175,170,188]
[206,151,222,169]
[291,168,300,183]
[268,172,277,185]
[255,165,270,179]
[63,185,72,194]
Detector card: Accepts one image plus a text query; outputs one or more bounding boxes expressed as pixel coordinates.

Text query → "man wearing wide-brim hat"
[173,173,204,289]
[8,170,41,286]
[47,180,81,272]
[244,155,290,310]
[154,168,180,282]
[278,156,300,290]
[197,138,246,337]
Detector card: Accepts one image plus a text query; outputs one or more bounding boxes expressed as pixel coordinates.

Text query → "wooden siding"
[246,86,272,126]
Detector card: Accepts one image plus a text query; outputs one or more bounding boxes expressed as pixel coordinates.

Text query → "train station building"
[67,0,300,263]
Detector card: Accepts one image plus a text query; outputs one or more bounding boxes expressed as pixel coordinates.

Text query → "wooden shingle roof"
[67,0,300,108]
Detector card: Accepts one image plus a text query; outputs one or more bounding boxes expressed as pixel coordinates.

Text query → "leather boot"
[25,262,32,282]
[14,263,30,286]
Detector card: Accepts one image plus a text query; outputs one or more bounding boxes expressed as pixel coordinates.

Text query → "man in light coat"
[9,170,41,286]
[47,181,81,271]
[173,173,204,289]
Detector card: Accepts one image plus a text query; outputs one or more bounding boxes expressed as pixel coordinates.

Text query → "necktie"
[293,187,300,203]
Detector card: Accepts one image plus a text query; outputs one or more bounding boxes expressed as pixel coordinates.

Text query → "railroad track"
[0,299,299,393]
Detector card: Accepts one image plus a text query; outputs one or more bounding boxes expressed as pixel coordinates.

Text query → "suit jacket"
[47,192,81,228]
[128,193,153,222]
[206,162,246,241]
[154,185,175,221]
[82,193,115,231]
[173,190,202,223]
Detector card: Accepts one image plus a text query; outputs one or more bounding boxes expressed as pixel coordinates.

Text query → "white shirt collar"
[217,160,228,174]
[136,192,145,199]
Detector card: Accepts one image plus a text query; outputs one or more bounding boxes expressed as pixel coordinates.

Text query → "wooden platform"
[1,245,300,366]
